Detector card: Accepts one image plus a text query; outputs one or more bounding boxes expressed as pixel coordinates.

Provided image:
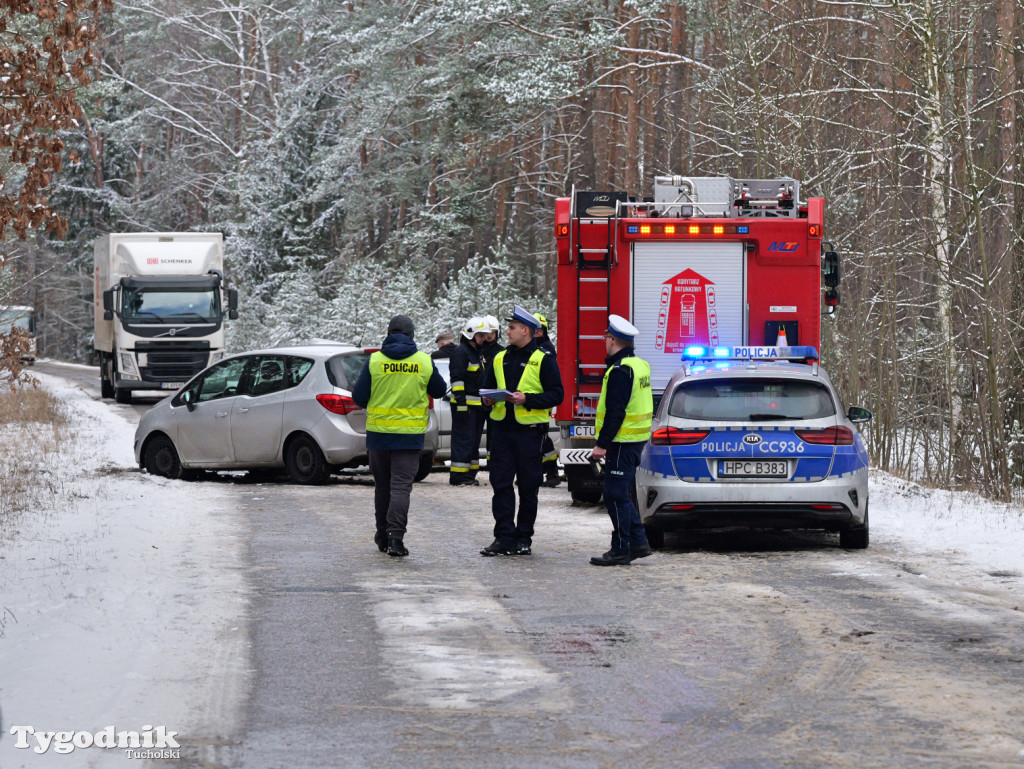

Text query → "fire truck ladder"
[573,212,614,388]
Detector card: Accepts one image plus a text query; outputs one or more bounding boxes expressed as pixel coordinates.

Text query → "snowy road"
[1,366,1023,768]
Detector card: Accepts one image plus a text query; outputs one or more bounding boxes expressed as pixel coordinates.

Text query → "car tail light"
[650,427,709,446]
[795,426,854,445]
[317,394,363,415]
[429,396,434,408]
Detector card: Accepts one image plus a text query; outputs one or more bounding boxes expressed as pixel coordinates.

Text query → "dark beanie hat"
[387,314,415,338]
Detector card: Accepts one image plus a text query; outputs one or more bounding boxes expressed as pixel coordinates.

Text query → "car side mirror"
[102,288,115,321]
[847,406,871,423]
[182,388,197,412]
[822,249,841,288]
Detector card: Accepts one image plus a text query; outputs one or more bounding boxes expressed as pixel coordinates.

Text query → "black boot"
[590,549,632,566]
[374,531,388,552]
[630,544,654,560]
[386,538,409,557]
[480,539,515,556]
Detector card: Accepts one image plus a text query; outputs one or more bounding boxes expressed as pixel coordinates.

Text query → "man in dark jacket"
[431,331,457,359]
[353,315,447,557]
[479,306,563,556]
[449,317,489,485]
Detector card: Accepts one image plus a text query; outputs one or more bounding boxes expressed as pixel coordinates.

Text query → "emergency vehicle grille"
[140,350,209,380]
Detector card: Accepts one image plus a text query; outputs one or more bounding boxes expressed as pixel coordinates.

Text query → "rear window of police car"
[668,378,836,422]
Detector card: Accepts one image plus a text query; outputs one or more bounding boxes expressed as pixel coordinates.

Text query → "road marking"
[362,578,569,711]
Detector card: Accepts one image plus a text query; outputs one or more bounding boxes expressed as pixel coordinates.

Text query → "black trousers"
[450,406,484,481]
[489,423,546,544]
[603,442,647,553]
[368,449,419,539]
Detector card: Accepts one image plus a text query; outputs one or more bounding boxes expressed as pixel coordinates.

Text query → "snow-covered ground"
[0,372,1021,766]
[0,373,249,768]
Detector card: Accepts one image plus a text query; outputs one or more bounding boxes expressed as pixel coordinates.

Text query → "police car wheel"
[839,503,869,549]
[285,434,330,485]
[646,527,665,550]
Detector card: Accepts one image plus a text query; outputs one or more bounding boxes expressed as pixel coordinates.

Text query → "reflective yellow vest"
[365,351,433,434]
[490,348,550,425]
[596,356,653,442]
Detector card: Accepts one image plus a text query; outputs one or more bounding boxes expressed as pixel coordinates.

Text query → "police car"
[635,346,871,549]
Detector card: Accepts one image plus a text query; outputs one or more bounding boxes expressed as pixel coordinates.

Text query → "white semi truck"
[94,232,238,403]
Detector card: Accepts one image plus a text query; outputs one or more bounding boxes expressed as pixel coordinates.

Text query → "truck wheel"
[570,490,603,504]
[100,364,114,399]
[144,435,183,479]
[285,434,330,485]
[414,453,434,482]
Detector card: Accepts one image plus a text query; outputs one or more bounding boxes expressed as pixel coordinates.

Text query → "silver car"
[636,354,871,549]
[134,344,439,484]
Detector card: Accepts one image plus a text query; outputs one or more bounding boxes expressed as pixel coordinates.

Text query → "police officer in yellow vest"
[589,315,655,566]
[352,315,447,557]
[479,305,563,556]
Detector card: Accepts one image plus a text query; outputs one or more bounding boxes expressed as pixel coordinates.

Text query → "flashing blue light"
[682,345,820,362]
[737,225,749,234]
[626,225,639,234]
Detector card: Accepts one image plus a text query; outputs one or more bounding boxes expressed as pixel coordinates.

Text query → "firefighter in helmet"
[533,312,560,487]
[448,316,489,485]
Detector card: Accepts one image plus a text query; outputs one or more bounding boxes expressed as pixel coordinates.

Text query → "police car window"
[327,352,370,389]
[669,378,836,421]
[286,356,314,388]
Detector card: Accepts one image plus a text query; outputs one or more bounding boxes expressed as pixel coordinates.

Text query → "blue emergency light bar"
[681,346,819,362]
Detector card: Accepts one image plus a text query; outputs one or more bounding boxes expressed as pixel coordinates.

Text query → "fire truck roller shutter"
[631,241,746,391]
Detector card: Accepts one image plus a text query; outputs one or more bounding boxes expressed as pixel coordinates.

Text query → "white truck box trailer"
[94,232,237,402]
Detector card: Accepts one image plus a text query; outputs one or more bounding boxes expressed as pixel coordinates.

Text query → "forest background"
[2,0,1024,502]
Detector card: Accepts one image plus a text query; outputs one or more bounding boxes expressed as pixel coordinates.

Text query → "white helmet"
[483,315,500,334]
[462,316,487,340]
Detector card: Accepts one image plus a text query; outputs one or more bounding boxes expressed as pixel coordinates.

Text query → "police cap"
[607,314,639,342]
[506,305,540,331]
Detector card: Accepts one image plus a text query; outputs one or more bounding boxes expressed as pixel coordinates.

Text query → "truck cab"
[94,233,238,403]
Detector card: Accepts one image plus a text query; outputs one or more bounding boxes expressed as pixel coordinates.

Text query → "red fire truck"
[554,176,841,502]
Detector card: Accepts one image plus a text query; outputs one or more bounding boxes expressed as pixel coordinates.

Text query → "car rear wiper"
[749,413,793,421]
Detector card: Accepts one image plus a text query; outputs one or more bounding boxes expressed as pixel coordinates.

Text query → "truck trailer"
[94,232,238,403]
[554,176,841,502]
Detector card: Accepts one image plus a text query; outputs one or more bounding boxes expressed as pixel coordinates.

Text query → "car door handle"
[237,408,249,413]
[216,411,229,418]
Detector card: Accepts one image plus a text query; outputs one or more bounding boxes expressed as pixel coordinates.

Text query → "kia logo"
[743,434,762,445]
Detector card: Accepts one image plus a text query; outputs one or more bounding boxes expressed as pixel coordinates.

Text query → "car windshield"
[122,287,221,323]
[668,377,836,421]
[326,352,371,389]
